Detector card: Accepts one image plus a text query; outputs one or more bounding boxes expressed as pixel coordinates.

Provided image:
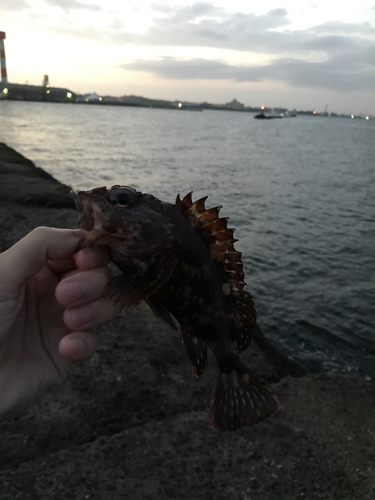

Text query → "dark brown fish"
[71,185,281,431]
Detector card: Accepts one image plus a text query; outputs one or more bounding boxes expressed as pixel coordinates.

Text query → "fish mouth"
[71,190,104,229]
[70,190,87,225]
[70,186,144,250]
[70,190,82,211]
[70,189,113,247]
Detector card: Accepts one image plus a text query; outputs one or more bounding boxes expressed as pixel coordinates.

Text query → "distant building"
[75,93,104,103]
[0,82,76,102]
[176,101,203,111]
[223,99,245,109]
[0,31,75,103]
[85,92,102,102]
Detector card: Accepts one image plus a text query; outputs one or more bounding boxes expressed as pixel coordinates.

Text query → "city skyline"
[1,0,375,115]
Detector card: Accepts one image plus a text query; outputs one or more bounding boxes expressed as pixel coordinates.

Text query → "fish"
[71,185,281,431]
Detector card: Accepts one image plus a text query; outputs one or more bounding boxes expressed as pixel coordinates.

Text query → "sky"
[1,0,375,114]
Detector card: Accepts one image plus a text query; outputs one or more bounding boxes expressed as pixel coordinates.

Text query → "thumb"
[0,227,81,289]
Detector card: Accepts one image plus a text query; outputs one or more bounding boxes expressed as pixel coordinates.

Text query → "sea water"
[1,101,374,376]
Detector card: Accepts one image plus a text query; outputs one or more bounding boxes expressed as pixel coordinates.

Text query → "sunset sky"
[1,0,375,114]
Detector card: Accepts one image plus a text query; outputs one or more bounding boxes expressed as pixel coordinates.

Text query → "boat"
[254,112,283,120]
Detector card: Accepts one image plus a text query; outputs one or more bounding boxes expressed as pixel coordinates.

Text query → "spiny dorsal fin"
[175,192,245,289]
[197,207,222,225]
[176,192,257,353]
[176,192,256,352]
[176,192,193,211]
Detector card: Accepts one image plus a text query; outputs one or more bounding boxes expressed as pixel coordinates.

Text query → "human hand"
[0,227,118,420]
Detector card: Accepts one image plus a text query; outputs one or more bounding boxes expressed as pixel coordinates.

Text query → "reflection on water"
[1,101,374,376]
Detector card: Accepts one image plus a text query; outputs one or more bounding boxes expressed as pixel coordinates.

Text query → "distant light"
[365,116,369,120]
[3,87,8,94]
[99,97,102,101]
[312,110,316,115]
[260,105,265,111]
[46,89,50,94]
[178,102,182,108]
[351,114,354,119]
[67,92,72,98]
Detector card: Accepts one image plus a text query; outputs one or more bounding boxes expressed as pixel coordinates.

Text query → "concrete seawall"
[0,143,374,499]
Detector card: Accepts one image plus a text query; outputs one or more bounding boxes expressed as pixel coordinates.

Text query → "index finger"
[47,247,111,276]
[0,227,81,288]
[74,247,111,271]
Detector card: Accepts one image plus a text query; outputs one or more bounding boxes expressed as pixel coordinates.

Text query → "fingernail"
[62,281,84,303]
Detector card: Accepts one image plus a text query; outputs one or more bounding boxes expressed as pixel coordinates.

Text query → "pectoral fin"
[181,327,208,378]
[145,296,178,330]
[106,272,147,310]
[106,254,178,312]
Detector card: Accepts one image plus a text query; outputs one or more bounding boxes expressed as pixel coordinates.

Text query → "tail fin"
[209,370,281,431]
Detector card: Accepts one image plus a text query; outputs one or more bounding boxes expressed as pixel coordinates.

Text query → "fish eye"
[116,192,131,205]
[109,186,137,206]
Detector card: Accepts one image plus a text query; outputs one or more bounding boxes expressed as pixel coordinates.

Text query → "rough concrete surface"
[0,143,374,499]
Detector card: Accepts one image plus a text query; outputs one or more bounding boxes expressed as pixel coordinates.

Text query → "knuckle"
[30,226,50,239]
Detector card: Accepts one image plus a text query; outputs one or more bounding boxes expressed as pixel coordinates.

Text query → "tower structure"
[0,31,7,83]
[42,74,50,88]
[0,31,75,102]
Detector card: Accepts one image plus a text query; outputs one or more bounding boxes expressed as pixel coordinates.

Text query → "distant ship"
[254,112,283,120]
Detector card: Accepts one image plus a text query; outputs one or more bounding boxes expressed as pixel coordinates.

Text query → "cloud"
[37,2,374,62]
[75,4,289,51]
[308,21,375,35]
[135,5,290,51]
[267,57,375,92]
[150,3,175,15]
[42,0,102,12]
[122,52,375,93]
[124,58,236,80]
[16,0,373,96]
[162,2,221,22]
[107,4,373,59]
[0,0,29,11]
[115,3,375,94]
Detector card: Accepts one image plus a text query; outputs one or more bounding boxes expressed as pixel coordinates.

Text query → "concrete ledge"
[0,143,75,208]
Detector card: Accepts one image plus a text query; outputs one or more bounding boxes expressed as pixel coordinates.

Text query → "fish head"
[71,185,174,257]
